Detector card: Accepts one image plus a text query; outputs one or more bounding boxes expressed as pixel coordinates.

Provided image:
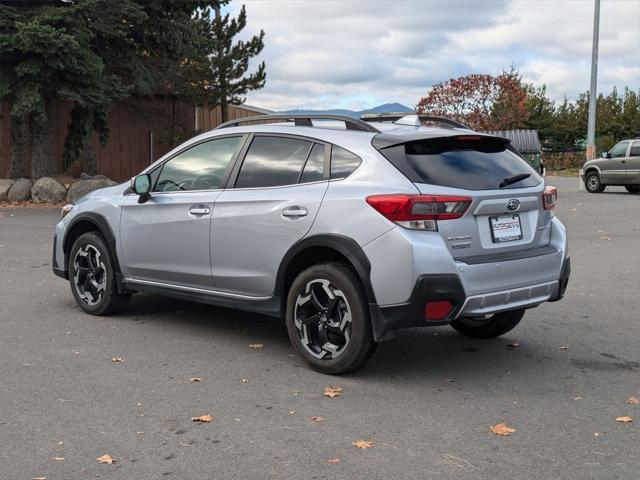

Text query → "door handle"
[188,205,211,217]
[282,206,308,218]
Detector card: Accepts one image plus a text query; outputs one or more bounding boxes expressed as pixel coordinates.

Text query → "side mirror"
[132,174,152,203]
[601,152,610,158]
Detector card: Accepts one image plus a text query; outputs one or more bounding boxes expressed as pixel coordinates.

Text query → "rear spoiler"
[372,132,512,150]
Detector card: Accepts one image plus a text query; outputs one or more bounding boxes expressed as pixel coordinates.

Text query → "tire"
[585,172,606,193]
[285,263,376,374]
[450,308,525,339]
[625,185,640,194]
[68,232,130,315]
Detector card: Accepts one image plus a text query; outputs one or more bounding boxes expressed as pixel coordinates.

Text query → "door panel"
[211,182,328,297]
[626,141,640,184]
[602,141,630,184]
[120,192,220,288]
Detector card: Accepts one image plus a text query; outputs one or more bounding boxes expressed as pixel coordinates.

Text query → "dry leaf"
[57,441,64,446]
[311,415,326,423]
[327,458,341,464]
[249,343,264,349]
[241,378,249,383]
[52,457,64,461]
[32,477,46,480]
[352,440,374,449]
[111,357,123,363]
[490,423,516,436]
[192,414,213,422]
[288,410,296,415]
[600,236,610,241]
[190,377,202,382]
[559,346,569,350]
[616,416,632,423]
[627,396,639,405]
[97,454,116,464]
[507,342,520,348]
[324,386,343,398]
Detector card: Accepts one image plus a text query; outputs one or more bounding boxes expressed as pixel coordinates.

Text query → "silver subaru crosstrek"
[52,114,570,374]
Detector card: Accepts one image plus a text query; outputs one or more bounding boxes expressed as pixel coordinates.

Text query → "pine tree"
[189,5,266,123]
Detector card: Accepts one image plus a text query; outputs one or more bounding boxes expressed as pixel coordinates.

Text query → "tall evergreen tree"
[189,5,266,123]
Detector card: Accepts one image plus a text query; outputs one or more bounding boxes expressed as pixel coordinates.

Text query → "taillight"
[366,194,471,231]
[542,185,557,210]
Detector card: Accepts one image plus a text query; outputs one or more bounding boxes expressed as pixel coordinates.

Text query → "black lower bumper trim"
[549,256,571,302]
[369,274,466,341]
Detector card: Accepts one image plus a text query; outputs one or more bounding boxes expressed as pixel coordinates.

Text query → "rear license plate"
[489,214,523,243]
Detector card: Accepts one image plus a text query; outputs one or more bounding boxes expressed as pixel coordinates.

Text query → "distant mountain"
[281,102,414,118]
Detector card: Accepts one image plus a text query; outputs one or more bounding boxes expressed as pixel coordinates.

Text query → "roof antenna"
[393,115,421,128]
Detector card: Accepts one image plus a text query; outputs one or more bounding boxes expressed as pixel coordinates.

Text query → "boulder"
[7,178,33,202]
[0,179,14,202]
[31,177,67,204]
[66,178,117,203]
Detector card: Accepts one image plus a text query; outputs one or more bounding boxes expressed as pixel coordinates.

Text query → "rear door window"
[378,136,542,190]
[629,141,640,157]
[236,136,312,188]
[299,143,325,183]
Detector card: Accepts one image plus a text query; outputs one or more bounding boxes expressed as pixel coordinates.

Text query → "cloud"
[230,0,639,110]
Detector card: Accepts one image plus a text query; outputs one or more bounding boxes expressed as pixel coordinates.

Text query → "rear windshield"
[378,136,542,190]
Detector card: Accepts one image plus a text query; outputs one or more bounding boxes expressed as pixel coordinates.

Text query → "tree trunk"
[30,100,56,179]
[7,115,29,179]
[220,97,228,123]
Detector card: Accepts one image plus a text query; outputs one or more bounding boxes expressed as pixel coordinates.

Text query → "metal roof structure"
[485,129,542,154]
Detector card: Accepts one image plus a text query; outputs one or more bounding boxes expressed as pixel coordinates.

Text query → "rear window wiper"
[499,173,531,188]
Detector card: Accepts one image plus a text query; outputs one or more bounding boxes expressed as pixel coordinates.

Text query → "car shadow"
[119,293,552,382]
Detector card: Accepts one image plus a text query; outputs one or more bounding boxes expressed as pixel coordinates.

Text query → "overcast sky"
[226,0,640,111]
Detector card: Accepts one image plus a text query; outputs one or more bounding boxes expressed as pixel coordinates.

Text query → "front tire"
[285,263,376,374]
[585,172,606,193]
[625,185,639,194]
[450,309,525,339]
[68,232,130,315]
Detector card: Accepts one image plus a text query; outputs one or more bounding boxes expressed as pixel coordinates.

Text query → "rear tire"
[585,172,605,193]
[68,232,130,315]
[450,309,525,339]
[285,263,376,374]
[625,185,639,194]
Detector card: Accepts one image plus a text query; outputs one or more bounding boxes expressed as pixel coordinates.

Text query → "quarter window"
[629,141,640,157]
[609,141,629,158]
[299,143,325,183]
[236,136,312,188]
[154,136,242,192]
[331,145,361,179]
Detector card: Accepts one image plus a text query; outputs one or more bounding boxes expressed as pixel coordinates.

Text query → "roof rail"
[361,114,469,130]
[215,113,380,133]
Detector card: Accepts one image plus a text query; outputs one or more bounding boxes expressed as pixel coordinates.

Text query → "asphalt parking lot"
[0,175,638,479]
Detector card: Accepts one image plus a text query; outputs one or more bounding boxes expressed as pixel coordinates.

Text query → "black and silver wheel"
[585,172,605,193]
[285,263,376,374]
[68,232,130,315]
[450,308,525,339]
[625,185,639,194]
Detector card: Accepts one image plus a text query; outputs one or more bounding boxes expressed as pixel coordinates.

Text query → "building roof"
[484,129,542,153]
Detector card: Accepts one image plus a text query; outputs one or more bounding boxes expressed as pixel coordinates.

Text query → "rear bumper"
[369,256,571,342]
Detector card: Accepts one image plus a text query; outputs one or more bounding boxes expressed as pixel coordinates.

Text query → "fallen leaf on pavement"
[311,416,326,423]
[327,458,340,464]
[57,441,64,446]
[190,377,202,382]
[111,357,123,363]
[241,378,249,383]
[559,346,569,350]
[627,396,639,405]
[249,343,264,349]
[288,410,296,415]
[600,236,610,241]
[324,386,343,398]
[616,416,632,423]
[490,423,516,436]
[97,454,116,464]
[507,342,520,348]
[32,477,46,480]
[192,414,213,423]
[352,440,374,449]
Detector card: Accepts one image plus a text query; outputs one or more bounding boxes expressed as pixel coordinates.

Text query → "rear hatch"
[376,134,554,262]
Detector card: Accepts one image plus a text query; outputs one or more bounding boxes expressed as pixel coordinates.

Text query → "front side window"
[154,136,243,192]
[236,136,312,188]
[609,141,629,158]
[629,141,640,157]
[331,145,361,179]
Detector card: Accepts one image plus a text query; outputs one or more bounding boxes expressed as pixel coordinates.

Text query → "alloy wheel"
[587,175,599,191]
[293,279,352,360]
[73,244,107,306]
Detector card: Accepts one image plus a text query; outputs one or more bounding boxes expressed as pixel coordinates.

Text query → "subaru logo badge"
[506,199,520,211]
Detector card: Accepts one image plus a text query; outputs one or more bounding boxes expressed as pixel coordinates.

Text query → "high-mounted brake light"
[542,185,557,210]
[366,194,471,231]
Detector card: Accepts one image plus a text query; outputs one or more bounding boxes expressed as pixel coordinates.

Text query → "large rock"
[66,178,117,203]
[7,178,33,202]
[31,177,67,204]
[0,179,14,202]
